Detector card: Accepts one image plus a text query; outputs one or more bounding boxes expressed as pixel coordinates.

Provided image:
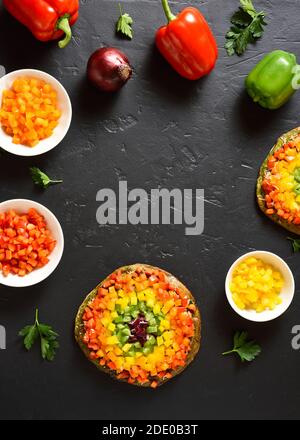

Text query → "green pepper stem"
[56,16,72,49]
[162,0,176,22]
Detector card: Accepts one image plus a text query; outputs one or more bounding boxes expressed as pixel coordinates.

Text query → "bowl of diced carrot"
[0,199,64,287]
[0,69,72,156]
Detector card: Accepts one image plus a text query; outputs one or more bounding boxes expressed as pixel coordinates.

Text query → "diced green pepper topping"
[145,311,154,321]
[115,304,122,313]
[121,328,131,336]
[129,306,139,318]
[294,184,300,195]
[144,335,156,347]
[294,168,300,183]
[149,318,157,326]
[120,335,129,345]
[147,325,158,334]
[142,346,152,355]
[127,349,136,357]
[139,301,146,312]
[123,315,131,323]
[114,316,124,323]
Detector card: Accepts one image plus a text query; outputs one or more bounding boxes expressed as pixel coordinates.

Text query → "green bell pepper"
[245,50,299,110]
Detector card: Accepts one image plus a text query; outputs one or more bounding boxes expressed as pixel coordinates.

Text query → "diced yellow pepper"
[108,323,116,332]
[153,303,161,315]
[107,335,119,345]
[122,343,132,353]
[109,286,116,295]
[130,294,137,306]
[162,299,174,315]
[144,288,154,298]
[120,297,129,309]
[157,336,164,346]
[160,319,170,330]
[101,317,110,327]
[125,357,134,367]
[107,301,115,311]
[230,257,284,313]
[147,298,155,308]
[118,289,125,298]
[137,291,145,301]
[114,347,122,356]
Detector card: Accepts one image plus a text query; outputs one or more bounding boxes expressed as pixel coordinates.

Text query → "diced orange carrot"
[0,77,61,148]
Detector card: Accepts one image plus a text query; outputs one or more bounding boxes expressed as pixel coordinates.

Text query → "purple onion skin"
[87,47,132,92]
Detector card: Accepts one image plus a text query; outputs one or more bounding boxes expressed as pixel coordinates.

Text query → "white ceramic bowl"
[225,251,295,322]
[0,199,64,287]
[0,69,72,156]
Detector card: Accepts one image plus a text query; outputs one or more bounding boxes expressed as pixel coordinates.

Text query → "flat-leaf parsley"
[19,309,59,361]
[225,0,267,56]
[30,166,63,189]
[222,331,261,362]
[116,3,133,39]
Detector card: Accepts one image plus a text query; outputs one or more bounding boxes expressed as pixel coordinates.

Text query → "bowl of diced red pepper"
[0,199,64,287]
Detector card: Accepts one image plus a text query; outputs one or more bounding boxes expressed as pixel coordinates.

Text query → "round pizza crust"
[75,263,201,387]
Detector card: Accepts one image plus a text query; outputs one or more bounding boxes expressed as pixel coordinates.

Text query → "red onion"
[87,47,132,92]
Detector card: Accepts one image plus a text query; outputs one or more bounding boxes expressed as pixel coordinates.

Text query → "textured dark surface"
[0,0,299,421]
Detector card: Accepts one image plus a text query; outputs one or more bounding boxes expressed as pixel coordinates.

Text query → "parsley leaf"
[222,331,261,362]
[240,0,256,15]
[19,309,59,361]
[225,0,267,56]
[287,237,300,253]
[116,3,133,39]
[30,166,63,189]
[19,324,39,350]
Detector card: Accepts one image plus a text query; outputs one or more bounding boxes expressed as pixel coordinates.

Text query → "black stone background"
[0,0,299,420]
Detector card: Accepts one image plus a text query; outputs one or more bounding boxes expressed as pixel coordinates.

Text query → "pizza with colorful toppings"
[257,127,300,235]
[75,264,201,388]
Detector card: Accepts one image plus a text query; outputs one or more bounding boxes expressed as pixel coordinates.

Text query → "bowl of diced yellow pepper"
[0,69,72,156]
[225,251,295,322]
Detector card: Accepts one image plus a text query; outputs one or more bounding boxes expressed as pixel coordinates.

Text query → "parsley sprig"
[19,309,59,361]
[116,3,133,39]
[225,0,267,56]
[287,237,300,253]
[222,331,261,362]
[30,166,63,189]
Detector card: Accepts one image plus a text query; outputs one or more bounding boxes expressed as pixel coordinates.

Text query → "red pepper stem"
[56,16,72,49]
[162,0,176,22]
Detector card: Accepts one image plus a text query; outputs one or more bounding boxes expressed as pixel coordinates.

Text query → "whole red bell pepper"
[3,0,79,49]
[155,0,218,80]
